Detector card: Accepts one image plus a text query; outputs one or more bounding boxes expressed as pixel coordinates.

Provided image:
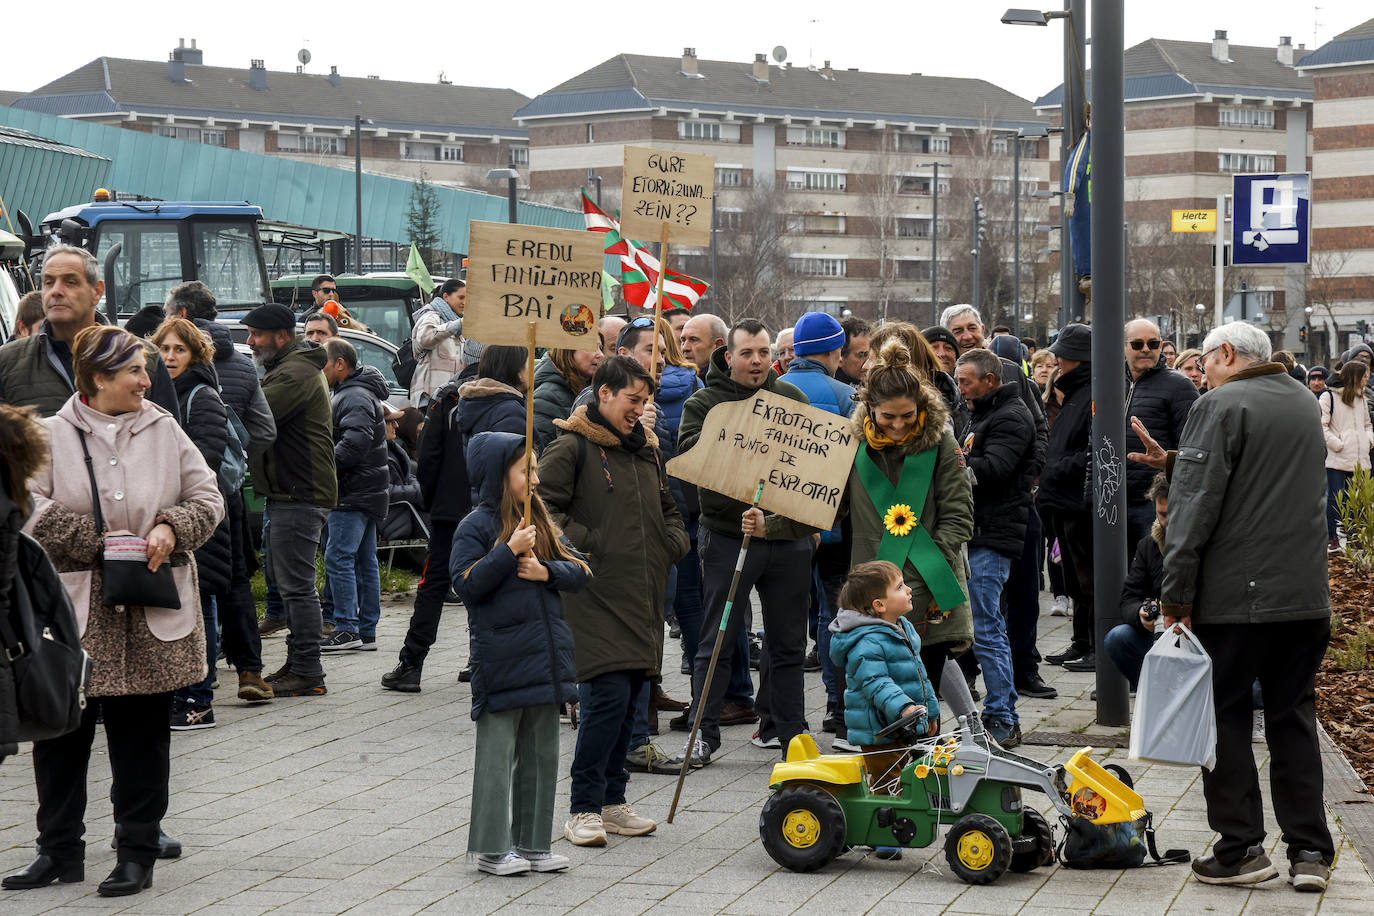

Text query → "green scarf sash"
[854,445,967,611]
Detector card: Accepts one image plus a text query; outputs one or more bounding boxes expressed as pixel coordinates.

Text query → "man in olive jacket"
[675,319,818,764]
[1134,322,1334,891]
[244,304,337,698]
[538,356,688,846]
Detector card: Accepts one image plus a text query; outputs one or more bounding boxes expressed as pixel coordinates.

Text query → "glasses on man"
[1199,345,1222,366]
[1129,338,1161,351]
[319,286,338,295]
[616,316,656,351]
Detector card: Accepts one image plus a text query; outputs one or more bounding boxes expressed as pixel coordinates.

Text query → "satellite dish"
[297,48,312,65]
[772,46,788,63]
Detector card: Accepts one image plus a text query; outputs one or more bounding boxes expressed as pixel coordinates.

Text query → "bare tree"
[1307,249,1355,364]
[853,141,913,324]
[711,182,814,329]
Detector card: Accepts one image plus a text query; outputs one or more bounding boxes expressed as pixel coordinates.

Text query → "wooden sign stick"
[523,319,537,531]
[647,221,670,402]
[667,478,765,824]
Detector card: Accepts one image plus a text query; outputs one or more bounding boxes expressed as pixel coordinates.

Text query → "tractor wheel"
[759,784,847,872]
[1103,763,1134,789]
[944,813,1013,885]
[1009,808,1055,872]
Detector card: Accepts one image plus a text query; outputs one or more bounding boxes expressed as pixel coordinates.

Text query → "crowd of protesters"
[0,240,1365,894]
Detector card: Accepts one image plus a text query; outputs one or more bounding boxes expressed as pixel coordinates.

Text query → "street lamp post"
[918,161,952,325]
[1013,132,1022,338]
[487,168,521,224]
[972,196,986,313]
[354,114,364,273]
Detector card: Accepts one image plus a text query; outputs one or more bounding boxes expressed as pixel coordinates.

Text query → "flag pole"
[523,319,537,529]
[667,478,765,824]
[647,221,670,400]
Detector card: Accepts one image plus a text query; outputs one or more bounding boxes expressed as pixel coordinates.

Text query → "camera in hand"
[1142,599,1161,622]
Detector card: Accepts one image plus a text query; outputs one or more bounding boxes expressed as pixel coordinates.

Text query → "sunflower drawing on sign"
[559,303,595,335]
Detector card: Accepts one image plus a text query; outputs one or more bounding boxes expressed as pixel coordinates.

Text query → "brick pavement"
[0,598,1370,915]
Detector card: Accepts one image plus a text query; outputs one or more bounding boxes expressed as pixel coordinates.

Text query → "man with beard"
[243,303,337,697]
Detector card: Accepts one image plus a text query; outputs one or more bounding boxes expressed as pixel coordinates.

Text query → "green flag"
[406,243,434,297]
[601,269,620,314]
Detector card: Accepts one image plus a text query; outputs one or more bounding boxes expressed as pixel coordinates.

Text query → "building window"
[895,260,931,281]
[896,217,931,238]
[402,141,441,160]
[200,129,226,147]
[1218,151,1276,172]
[789,298,849,316]
[679,120,721,141]
[928,136,950,154]
[802,213,846,234]
[1219,107,1275,129]
[281,132,342,155]
[509,146,528,166]
[991,137,1009,156]
[786,170,846,192]
[790,256,847,277]
[586,123,594,143]
[786,127,845,147]
[716,167,742,187]
[716,209,743,230]
[441,145,464,162]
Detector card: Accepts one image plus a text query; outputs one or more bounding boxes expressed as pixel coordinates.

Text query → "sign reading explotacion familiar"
[464,221,603,351]
[620,146,714,246]
[668,389,859,531]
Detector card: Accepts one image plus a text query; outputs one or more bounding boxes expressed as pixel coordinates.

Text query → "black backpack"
[1056,812,1190,869]
[393,337,419,391]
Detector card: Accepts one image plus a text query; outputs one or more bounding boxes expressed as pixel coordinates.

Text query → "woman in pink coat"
[3,326,222,899]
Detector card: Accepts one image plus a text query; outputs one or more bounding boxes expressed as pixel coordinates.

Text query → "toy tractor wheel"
[945,813,1013,885]
[1103,763,1134,789]
[759,784,847,872]
[1009,808,1055,873]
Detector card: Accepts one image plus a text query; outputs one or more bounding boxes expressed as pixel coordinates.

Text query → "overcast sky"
[2,1,1368,102]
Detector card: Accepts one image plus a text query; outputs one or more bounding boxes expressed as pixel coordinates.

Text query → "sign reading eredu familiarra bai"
[620,146,714,246]
[668,389,860,531]
[463,221,603,351]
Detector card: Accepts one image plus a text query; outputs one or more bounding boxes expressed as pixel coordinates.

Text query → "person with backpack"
[1322,360,1374,552]
[408,279,466,407]
[152,318,240,730]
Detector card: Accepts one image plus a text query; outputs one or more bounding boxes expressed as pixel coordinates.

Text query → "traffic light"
[1299,326,1307,342]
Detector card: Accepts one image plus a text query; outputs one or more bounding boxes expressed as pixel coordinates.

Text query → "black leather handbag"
[78,433,181,610]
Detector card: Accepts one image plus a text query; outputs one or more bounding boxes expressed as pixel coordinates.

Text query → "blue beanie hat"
[792,312,846,356]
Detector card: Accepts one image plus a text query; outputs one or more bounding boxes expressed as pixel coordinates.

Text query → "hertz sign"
[1171,209,1217,233]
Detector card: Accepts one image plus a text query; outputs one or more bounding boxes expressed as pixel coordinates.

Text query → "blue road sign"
[1232,173,1310,265]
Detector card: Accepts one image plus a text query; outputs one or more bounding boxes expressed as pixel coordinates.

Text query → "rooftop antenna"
[297,48,311,67]
[808,19,819,67]
[772,46,787,64]
[1313,5,1323,48]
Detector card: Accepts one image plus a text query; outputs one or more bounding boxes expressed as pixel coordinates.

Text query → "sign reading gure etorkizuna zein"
[463,221,604,351]
[668,389,860,531]
[620,146,715,247]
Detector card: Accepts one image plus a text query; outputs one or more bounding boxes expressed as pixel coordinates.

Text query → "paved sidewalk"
[0,600,1370,915]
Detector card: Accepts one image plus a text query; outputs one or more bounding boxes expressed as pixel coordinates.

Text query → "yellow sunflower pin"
[883,504,917,537]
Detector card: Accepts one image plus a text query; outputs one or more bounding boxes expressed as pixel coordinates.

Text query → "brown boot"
[237,670,274,702]
[651,686,688,712]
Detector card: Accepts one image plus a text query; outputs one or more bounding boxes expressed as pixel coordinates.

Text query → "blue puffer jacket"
[656,363,704,454]
[449,431,587,720]
[829,609,939,745]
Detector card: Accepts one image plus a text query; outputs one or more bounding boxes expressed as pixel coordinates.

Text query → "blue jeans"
[572,670,644,813]
[324,510,381,639]
[967,547,1018,726]
[1327,468,1352,540]
[175,594,218,707]
[1104,623,1155,690]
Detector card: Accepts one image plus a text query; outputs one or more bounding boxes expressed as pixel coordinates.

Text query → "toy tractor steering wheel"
[875,708,926,742]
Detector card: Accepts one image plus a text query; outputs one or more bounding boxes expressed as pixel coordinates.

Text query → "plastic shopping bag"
[1129,625,1217,770]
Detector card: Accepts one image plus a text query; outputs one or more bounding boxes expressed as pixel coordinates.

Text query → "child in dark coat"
[828,561,940,798]
[450,431,590,876]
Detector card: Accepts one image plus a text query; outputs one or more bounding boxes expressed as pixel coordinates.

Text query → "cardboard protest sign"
[667,389,859,530]
[621,146,714,246]
[464,222,604,351]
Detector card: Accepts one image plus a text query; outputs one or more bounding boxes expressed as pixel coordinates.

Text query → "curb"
[1319,722,1374,871]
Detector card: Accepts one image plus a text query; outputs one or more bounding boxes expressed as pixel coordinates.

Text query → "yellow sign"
[667,390,859,531]
[1171,209,1217,233]
[464,222,603,351]
[621,146,715,246]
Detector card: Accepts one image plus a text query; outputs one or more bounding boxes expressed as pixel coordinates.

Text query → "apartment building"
[10,40,532,191]
[1298,18,1374,356]
[515,50,1050,325]
[1036,31,1313,348]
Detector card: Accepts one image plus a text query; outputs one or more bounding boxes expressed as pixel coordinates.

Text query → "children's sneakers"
[476,851,530,876]
[564,812,607,847]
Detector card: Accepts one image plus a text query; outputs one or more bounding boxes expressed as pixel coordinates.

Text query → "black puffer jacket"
[1122,361,1198,503]
[381,439,426,540]
[454,377,527,507]
[1000,357,1049,475]
[1037,363,1093,513]
[416,364,477,522]
[966,384,1037,558]
[173,362,232,596]
[331,365,390,523]
[1119,522,1164,635]
[932,370,971,443]
[449,431,586,720]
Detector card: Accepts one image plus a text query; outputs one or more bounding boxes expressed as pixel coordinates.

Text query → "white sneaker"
[664,737,711,769]
[751,732,781,749]
[602,803,657,836]
[832,736,860,753]
[518,850,570,872]
[1051,596,1070,617]
[564,812,607,846]
[476,851,530,876]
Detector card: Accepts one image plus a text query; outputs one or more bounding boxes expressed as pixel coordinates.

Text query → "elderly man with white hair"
[1129,320,1334,892]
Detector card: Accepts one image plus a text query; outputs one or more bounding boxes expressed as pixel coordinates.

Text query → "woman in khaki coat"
[3,326,222,899]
